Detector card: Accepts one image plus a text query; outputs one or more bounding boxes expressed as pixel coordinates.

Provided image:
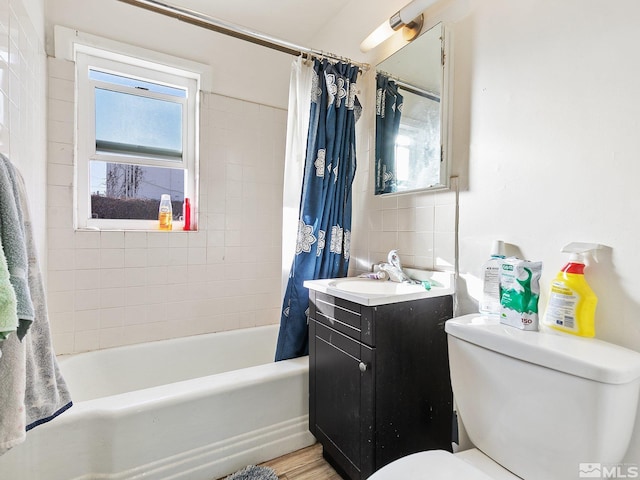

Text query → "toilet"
[369,314,640,480]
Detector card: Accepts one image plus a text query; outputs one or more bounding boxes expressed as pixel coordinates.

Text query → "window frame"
[75,48,199,231]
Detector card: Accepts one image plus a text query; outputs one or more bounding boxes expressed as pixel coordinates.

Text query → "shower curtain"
[281,57,313,299]
[275,59,361,361]
[375,73,403,194]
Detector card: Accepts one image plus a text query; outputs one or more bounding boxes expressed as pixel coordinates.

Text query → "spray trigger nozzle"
[561,242,601,263]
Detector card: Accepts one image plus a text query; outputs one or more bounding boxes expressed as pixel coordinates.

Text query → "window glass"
[95,88,183,160]
[90,161,184,220]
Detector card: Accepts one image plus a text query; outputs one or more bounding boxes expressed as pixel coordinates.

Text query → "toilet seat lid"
[369,450,497,479]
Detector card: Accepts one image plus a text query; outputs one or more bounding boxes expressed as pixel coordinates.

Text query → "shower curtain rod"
[118,0,370,71]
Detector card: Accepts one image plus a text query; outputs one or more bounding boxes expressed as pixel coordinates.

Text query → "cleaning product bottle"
[479,240,505,317]
[158,194,173,230]
[542,242,601,337]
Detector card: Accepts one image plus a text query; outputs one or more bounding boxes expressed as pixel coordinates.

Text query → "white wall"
[447,0,640,464]
[0,0,47,262]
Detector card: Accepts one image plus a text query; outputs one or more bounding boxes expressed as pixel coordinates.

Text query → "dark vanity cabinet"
[308,290,454,480]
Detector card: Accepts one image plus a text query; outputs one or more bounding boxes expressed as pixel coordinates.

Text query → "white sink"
[304,269,455,306]
[327,278,427,295]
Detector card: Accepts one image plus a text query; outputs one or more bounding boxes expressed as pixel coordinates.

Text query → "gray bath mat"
[224,465,279,480]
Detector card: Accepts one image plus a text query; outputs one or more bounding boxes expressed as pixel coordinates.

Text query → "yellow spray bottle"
[542,242,601,337]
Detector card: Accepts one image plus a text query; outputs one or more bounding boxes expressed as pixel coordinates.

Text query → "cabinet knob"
[359,362,368,372]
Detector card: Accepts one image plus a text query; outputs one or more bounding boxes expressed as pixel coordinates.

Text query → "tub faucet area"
[376,250,421,284]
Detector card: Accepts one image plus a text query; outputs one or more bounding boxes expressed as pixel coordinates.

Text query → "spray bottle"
[542,242,601,337]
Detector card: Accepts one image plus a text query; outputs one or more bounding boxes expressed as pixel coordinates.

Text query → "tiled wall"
[47,57,287,354]
[349,70,458,277]
[0,0,47,261]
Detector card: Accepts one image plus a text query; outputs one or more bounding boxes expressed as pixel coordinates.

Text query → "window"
[75,50,199,230]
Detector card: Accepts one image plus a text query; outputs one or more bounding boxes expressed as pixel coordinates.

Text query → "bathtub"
[0,324,314,480]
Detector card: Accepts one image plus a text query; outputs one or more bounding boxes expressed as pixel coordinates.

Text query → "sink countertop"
[304,270,455,306]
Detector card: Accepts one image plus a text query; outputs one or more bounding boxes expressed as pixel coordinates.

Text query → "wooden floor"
[260,443,342,480]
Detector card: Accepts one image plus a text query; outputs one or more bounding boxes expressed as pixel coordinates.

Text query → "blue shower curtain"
[375,73,403,194]
[275,59,361,361]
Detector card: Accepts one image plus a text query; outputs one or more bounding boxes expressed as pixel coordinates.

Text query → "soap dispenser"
[542,242,600,337]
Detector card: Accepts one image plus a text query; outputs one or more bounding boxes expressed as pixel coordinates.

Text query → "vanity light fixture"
[359,0,439,52]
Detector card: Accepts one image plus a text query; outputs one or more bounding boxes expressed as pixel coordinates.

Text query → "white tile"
[124,305,148,325]
[167,247,188,266]
[188,247,207,265]
[125,248,147,268]
[47,185,72,207]
[125,286,147,306]
[147,232,169,248]
[435,204,456,233]
[75,249,101,270]
[48,58,74,81]
[125,231,147,249]
[100,268,125,288]
[146,266,168,285]
[382,209,398,232]
[397,208,415,232]
[101,231,125,249]
[47,163,73,186]
[47,206,73,230]
[168,232,188,248]
[48,119,73,144]
[52,332,74,355]
[167,265,188,284]
[147,247,169,267]
[75,231,100,249]
[47,290,74,313]
[47,227,74,250]
[99,327,124,349]
[100,248,125,269]
[75,269,101,290]
[75,289,102,311]
[100,307,125,328]
[48,77,73,102]
[415,206,435,232]
[47,269,74,291]
[125,267,147,287]
[48,141,73,165]
[74,309,101,331]
[188,231,207,248]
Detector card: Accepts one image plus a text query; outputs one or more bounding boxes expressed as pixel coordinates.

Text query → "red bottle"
[183,198,191,231]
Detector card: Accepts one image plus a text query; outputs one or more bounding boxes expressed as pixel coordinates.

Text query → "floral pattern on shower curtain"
[275,59,361,361]
[375,73,403,194]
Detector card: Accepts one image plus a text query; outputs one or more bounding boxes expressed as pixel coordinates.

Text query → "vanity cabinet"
[308,290,454,480]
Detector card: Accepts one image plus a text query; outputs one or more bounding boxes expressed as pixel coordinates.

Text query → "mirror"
[374,22,450,195]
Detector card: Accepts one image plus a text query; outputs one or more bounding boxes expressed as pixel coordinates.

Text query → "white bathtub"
[0,324,314,480]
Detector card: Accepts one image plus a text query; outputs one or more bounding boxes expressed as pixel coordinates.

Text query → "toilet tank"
[446,314,640,480]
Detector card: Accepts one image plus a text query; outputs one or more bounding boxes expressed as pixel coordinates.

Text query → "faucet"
[377,250,420,284]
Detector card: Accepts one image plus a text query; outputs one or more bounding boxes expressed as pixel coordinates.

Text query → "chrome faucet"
[377,250,420,284]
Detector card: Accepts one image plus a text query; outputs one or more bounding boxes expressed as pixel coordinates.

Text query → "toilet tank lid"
[445,314,640,384]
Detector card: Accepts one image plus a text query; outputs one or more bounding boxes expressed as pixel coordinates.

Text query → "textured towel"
[0,161,72,455]
[0,154,34,339]
[14,167,72,431]
[0,236,18,341]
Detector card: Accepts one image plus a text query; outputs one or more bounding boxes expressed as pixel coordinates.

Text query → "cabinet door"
[311,320,373,480]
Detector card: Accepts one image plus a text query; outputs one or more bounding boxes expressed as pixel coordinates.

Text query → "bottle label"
[545,281,579,331]
[479,261,503,315]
